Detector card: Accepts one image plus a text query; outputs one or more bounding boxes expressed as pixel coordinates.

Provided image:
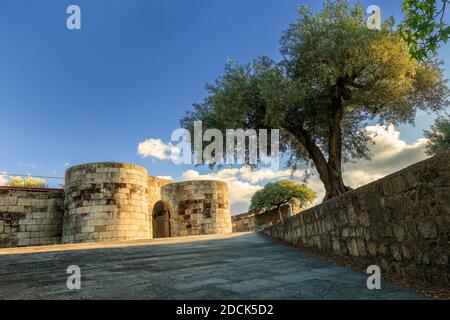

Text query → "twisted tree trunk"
[289,80,352,201]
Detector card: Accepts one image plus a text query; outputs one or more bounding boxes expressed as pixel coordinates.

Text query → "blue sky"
[0,0,449,212]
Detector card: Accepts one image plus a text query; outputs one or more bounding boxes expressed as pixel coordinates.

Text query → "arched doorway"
[152,201,171,238]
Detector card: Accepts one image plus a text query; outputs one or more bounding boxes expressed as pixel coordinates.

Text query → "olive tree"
[182,0,449,200]
[249,180,316,221]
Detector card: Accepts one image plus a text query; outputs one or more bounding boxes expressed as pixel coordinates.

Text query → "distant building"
[231,203,302,232]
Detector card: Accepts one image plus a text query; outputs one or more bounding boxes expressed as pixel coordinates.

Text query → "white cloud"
[344,124,428,186]
[156,175,173,181]
[180,166,303,184]
[302,125,429,202]
[238,167,304,183]
[0,172,9,186]
[137,138,180,161]
[242,125,427,211]
[143,125,429,214]
[177,166,304,213]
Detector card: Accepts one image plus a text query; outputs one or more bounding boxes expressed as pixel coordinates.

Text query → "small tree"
[424,115,450,155]
[249,180,316,221]
[7,176,46,188]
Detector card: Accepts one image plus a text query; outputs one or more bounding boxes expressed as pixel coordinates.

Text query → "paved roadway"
[0,232,426,300]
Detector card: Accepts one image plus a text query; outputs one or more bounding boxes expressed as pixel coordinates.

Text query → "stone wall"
[255,204,300,230]
[231,212,255,232]
[161,180,232,237]
[1,162,233,247]
[263,152,450,285]
[63,163,150,243]
[232,204,301,233]
[0,187,64,247]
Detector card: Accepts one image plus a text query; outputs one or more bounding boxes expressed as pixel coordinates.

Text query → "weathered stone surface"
[1,162,233,248]
[161,180,232,237]
[63,163,150,243]
[264,151,450,286]
[0,188,63,248]
[417,221,438,239]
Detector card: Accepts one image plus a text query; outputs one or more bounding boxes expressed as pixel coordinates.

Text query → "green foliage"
[6,176,46,188]
[399,0,450,60]
[424,115,450,155]
[249,180,316,215]
[182,0,449,200]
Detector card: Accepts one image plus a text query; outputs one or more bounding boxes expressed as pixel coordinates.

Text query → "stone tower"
[62,162,232,243]
[62,163,150,243]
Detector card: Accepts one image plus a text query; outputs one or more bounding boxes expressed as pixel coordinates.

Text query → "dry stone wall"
[0,187,64,247]
[62,163,150,243]
[263,151,450,286]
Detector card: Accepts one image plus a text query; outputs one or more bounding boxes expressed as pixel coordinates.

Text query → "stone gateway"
[0,162,232,247]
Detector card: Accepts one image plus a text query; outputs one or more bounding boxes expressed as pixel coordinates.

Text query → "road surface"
[0,232,426,300]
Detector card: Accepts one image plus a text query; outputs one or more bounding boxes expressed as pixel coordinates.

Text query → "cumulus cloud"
[156,175,173,181]
[142,125,429,214]
[0,172,9,186]
[238,167,304,183]
[303,125,429,202]
[137,138,180,161]
[343,124,427,186]
[177,166,305,213]
[180,167,302,184]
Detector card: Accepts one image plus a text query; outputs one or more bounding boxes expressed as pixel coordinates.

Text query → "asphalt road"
[0,232,426,300]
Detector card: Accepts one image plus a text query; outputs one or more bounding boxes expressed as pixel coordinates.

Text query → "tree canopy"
[400,0,450,60]
[424,115,450,155]
[249,180,316,220]
[182,0,449,201]
[7,176,46,188]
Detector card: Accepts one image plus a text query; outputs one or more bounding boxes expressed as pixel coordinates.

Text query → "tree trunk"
[324,93,351,200]
[288,85,352,201]
[278,205,283,222]
[323,170,350,200]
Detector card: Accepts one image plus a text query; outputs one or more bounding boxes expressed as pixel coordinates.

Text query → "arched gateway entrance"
[152,201,172,238]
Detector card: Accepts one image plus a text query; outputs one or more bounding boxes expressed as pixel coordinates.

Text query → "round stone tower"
[62,162,149,243]
[160,180,232,237]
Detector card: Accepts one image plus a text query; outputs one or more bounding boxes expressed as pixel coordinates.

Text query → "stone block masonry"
[62,163,150,243]
[263,151,450,286]
[0,162,233,247]
[0,187,64,248]
[161,180,232,236]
